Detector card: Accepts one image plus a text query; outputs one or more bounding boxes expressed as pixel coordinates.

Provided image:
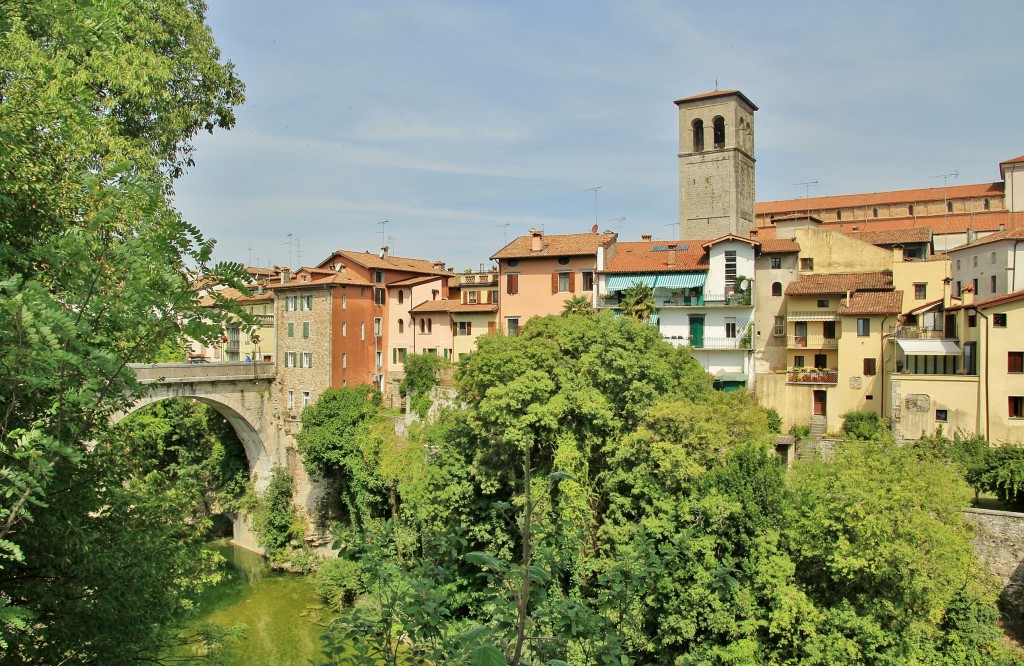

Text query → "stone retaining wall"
[964,507,1024,617]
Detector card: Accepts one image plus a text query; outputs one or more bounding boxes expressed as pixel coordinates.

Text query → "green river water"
[187,540,333,665]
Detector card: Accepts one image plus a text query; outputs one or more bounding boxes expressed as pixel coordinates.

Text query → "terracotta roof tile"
[324,250,452,276]
[946,288,1024,311]
[758,238,800,253]
[756,182,1004,215]
[785,272,894,296]
[409,300,498,314]
[491,231,616,260]
[1003,155,1024,165]
[270,272,372,290]
[946,227,1024,252]
[847,226,932,245]
[814,211,1024,236]
[603,240,709,273]
[390,275,441,287]
[701,234,760,249]
[837,291,904,316]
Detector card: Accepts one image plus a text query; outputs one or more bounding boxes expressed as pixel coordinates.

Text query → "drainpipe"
[976,307,991,439]
[879,315,894,435]
[1011,240,1021,292]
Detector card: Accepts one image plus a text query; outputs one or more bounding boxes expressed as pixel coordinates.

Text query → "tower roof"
[674,90,758,111]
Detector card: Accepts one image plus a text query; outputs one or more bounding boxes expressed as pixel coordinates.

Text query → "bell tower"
[675,90,757,239]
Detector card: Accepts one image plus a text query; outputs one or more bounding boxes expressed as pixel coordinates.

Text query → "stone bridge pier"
[116,362,299,552]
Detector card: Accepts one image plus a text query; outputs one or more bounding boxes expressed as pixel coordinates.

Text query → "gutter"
[975,306,991,439]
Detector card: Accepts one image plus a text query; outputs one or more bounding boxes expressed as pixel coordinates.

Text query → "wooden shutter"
[488,321,496,333]
[467,322,472,335]
[507,273,518,294]
[569,271,576,292]
[551,272,558,293]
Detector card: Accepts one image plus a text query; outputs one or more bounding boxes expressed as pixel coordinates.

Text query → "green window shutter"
[287,322,294,337]
[392,348,397,363]
[303,322,309,338]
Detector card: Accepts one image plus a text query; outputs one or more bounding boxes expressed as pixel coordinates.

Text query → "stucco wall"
[889,374,981,440]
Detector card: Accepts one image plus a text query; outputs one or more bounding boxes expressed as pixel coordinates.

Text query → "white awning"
[896,339,961,356]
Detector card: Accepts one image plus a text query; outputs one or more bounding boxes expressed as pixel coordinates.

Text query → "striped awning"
[606,274,658,290]
[654,273,707,289]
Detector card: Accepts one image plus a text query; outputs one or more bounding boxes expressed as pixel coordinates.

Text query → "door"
[813,390,826,416]
[688,315,705,349]
[795,321,808,347]
[944,314,956,339]
[814,353,827,369]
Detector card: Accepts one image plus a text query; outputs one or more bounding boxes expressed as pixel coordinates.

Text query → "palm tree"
[619,282,655,322]
[561,295,594,317]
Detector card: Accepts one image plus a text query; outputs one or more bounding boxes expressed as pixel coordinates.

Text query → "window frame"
[857,318,870,337]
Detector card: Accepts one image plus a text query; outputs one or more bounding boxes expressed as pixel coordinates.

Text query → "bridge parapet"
[129,361,275,385]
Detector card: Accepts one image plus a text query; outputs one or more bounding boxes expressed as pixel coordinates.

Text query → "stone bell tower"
[675,90,757,239]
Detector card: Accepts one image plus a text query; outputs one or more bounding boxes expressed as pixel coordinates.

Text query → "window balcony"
[787,369,838,385]
[666,336,750,350]
[787,335,839,349]
[890,324,956,340]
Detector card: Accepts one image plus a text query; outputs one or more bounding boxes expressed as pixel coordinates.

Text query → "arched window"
[419,318,425,334]
[427,318,432,333]
[836,210,842,221]
[772,282,783,296]
[398,319,404,334]
[908,204,914,215]
[692,119,704,152]
[947,201,953,213]
[984,198,991,210]
[398,290,404,304]
[713,116,725,148]
[872,207,879,218]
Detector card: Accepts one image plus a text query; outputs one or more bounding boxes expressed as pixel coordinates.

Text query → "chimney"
[641,234,652,241]
[667,243,677,267]
[961,284,975,306]
[529,228,543,252]
[381,245,389,259]
[432,260,446,271]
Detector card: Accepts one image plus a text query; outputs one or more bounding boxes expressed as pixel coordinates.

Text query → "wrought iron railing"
[787,369,838,384]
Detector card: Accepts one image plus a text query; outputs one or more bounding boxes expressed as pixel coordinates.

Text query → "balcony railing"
[787,369,838,385]
[890,325,955,340]
[787,335,839,349]
[665,336,750,350]
[597,296,621,308]
[255,313,274,326]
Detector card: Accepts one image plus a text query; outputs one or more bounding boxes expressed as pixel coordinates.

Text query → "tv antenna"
[283,233,293,268]
[795,180,818,219]
[585,186,602,227]
[931,171,958,219]
[662,222,678,240]
[611,217,625,234]
[378,220,389,250]
[387,235,396,255]
[498,222,510,245]
[247,242,252,266]
[294,237,302,268]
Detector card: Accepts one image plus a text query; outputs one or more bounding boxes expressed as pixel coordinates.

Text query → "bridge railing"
[129,361,275,384]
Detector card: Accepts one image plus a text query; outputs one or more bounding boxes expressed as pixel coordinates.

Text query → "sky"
[172,1,1024,273]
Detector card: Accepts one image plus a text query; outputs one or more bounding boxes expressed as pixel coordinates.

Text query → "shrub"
[840,410,890,441]
[315,558,365,608]
[765,408,782,434]
[969,445,1024,507]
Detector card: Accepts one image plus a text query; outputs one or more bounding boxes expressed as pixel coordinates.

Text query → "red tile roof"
[673,90,758,111]
[946,288,1024,311]
[758,238,800,253]
[270,271,371,290]
[603,240,709,273]
[491,231,616,260]
[322,250,452,276]
[946,227,1024,252]
[756,182,1004,216]
[816,211,1024,236]
[390,274,442,287]
[847,226,933,246]
[837,291,904,316]
[409,300,498,314]
[701,234,760,249]
[785,272,894,296]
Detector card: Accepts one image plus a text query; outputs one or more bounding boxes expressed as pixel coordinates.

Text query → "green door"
[688,315,705,349]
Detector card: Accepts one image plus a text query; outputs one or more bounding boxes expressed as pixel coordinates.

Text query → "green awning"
[606,274,658,290]
[649,311,660,325]
[655,273,707,289]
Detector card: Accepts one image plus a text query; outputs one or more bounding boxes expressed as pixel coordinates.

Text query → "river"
[185,540,333,665]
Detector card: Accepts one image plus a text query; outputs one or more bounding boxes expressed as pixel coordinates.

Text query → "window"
[872,207,878,218]
[814,354,827,369]
[342,352,347,368]
[774,316,785,337]
[374,287,386,305]
[857,318,870,336]
[582,271,595,292]
[724,250,737,290]
[375,270,384,283]
[801,258,814,271]
[823,321,836,339]
[836,210,842,221]
[506,273,519,295]
[302,321,309,339]
[863,358,877,376]
[984,198,991,210]
[992,275,997,294]
[302,391,311,410]
[393,348,407,364]
[287,390,295,409]
[398,320,404,334]
[770,257,781,269]
[419,318,425,334]
[427,318,432,333]
[712,116,725,148]
[557,257,570,265]
[964,341,977,374]
[374,317,382,336]
[342,293,347,310]
[947,201,953,213]
[772,282,782,296]
[817,299,829,308]
[361,322,366,340]
[914,283,927,300]
[458,321,472,336]
[507,259,519,267]
[692,118,704,152]
[972,278,979,294]
[302,352,312,368]
[376,351,382,368]
[725,317,737,339]
[507,317,520,337]
[398,290,404,304]
[467,290,478,304]
[553,271,573,293]
[908,204,914,215]
[490,290,499,304]
[287,322,294,338]
[994,313,1007,327]
[956,259,961,270]
[1011,396,1024,419]
[973,255,978,268]
[991,251,997,264]
[1009,352,1023,373]
[285,351,296,368]
[935,409,948,422]
[794,355,805,368]
[955,281,962,297]
[342,322,347,337]
[968,314,977,328]
[304,295,313,310]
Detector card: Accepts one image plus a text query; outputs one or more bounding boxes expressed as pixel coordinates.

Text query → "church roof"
[673,90,758,111]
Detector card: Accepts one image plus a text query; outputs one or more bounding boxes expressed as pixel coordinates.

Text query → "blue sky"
[172,1,1024,272]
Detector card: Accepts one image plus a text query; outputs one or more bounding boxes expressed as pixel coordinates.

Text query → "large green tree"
[0,0,245,659]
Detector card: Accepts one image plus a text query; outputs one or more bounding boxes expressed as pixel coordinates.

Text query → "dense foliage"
[399,352,447,418]
[0,0,244,659]
[317,313,1017,665]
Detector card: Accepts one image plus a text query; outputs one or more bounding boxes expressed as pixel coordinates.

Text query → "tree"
[618,283,655,322]
[0,0,245,658]
[399,352,447,419]
[561,295,595,317]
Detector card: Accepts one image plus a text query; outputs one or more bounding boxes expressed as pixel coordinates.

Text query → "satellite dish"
[591,224,599,234]
[740,279,750,291]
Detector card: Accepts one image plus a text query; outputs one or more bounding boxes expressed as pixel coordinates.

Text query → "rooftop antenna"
[247,242,252,267]
[585,186,602,228]
[387,235,396,255]
[378,220,389,251]
[930,171,959,221]
[661,222,678,240]
[284,233,293,268]
[498,222,510,245]
[795,180,818,220]
[294,238,302,268]
[611,217,625,234]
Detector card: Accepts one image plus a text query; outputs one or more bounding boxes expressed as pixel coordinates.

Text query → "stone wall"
[964,508,1024,617]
